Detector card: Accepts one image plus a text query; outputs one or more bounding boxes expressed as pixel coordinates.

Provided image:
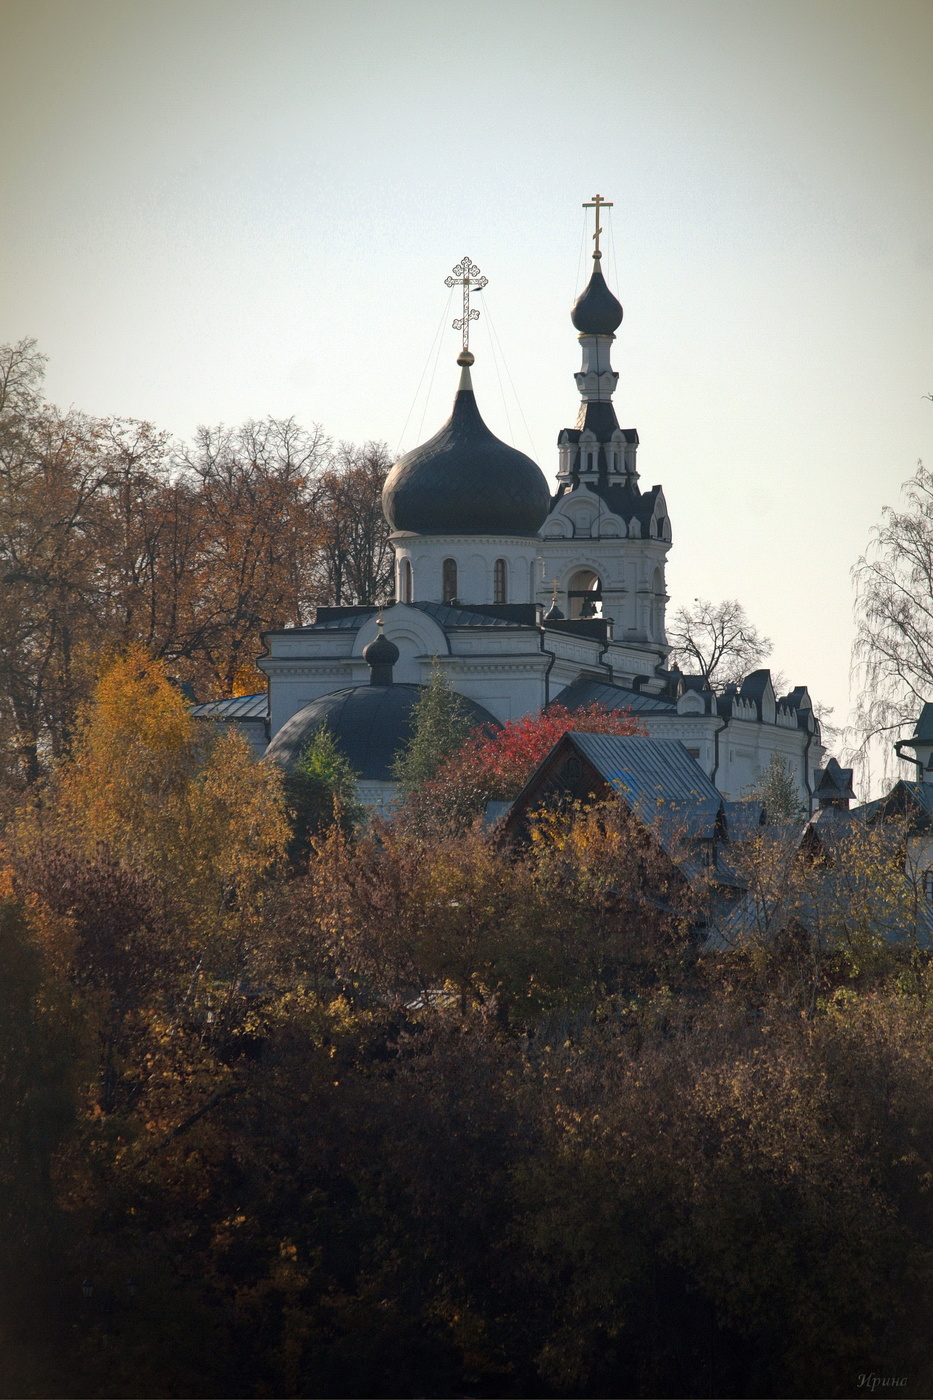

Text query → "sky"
[2,0,932,781]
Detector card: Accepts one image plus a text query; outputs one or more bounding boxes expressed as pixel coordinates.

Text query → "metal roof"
[413,601,523,629]
[190,693,269,721]
[554,677,677,715]
[571,258,624,335]
[567,732,721,806]
[263,683,498,782]
[383,380,550,537]
[721,800,766,842]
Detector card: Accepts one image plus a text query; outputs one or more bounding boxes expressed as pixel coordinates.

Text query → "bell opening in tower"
[568,568,602,619]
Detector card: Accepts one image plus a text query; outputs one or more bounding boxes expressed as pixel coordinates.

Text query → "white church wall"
[393,534,540,606]
[638,712,824,806]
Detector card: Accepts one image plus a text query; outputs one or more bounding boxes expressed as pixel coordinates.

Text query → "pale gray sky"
[2,0,932,767]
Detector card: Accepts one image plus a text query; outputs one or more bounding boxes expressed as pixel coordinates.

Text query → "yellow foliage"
[231,663,268,697]
[18,646,289,933]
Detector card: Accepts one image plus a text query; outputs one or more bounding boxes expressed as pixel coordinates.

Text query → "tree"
[168,416,330,695]
[852,459,933,759]
[0,337,397,787]
[310,440,395,607]
[744,753,807,824]
[285,723,364,866]
[392,660,477,794]
[667,597,771,688]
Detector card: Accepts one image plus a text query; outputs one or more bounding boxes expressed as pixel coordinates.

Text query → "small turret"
[895,703,933,783]
[362,619,400,686]
[814,757,856,810]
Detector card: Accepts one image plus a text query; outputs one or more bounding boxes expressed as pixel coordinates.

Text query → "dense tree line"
[0,339,393,790]
[1,652,932,1399]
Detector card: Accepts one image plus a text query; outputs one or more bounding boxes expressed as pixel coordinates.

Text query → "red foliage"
[404,701,644,830]
[463,701,643,796]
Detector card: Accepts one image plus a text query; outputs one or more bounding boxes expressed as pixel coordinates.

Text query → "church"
[192,201,826,809]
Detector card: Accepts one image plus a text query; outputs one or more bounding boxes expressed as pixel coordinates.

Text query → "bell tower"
[537,196,670,663]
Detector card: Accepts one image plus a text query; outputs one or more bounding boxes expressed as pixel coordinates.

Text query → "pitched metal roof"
[566,732,721,806]
[722,800,766,842]
[554,676,677,715]
[190,693,269,720]
[912,703,933,744]
[413,601,526,629]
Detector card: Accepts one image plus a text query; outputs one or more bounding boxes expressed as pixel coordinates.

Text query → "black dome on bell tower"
[571,256,623,336]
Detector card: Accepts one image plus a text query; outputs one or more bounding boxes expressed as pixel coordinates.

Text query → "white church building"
[193,213,825,809]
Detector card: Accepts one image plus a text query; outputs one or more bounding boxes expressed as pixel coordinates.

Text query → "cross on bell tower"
[582,193,613,260]
[445,256,488,357]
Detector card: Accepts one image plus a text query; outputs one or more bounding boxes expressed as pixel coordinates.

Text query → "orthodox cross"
[445,256,488,352]
[583,193,613,259]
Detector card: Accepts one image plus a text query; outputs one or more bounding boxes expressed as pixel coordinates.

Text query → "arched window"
[442,558,457,604]
[493,558,507,604]
[399,558,412,604]
[568,568,601,619]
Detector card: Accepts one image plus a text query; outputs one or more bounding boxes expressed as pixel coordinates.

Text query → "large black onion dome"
[264,685,499,782]
[382,373,551,536]
[571,258,623,335]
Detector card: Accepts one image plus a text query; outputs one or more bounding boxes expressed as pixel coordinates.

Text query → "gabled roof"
[910,703,933,744]
[567,732,720,808]
[860,779,933,826]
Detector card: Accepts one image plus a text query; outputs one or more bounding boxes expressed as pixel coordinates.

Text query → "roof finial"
[446,256,487,362]
[543,576,565,622]
[583,193,613,260]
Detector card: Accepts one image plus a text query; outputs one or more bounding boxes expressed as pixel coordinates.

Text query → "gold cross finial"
[445,256,488,355]
[582,193,613,259]
[550,577,560,604]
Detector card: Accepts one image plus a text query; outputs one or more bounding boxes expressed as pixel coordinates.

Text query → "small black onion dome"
[382,374,551,536]
[264,685,500,782]
[362,625,399,684]
[571,258,623,335]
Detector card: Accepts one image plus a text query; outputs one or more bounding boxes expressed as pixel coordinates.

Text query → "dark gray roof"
[721,800,766,842]
[191,693,269,721]
[553,676,677,715]
[413,601,529,630]
[571,258,623,335]
[263,683,499,782]
[382,376,550,536]
[267,608,378,636]
[860,780,933,826]
[278,601,539,639]
[567,733,721,807]
[814,757,856,801]
[549,475,664,535]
